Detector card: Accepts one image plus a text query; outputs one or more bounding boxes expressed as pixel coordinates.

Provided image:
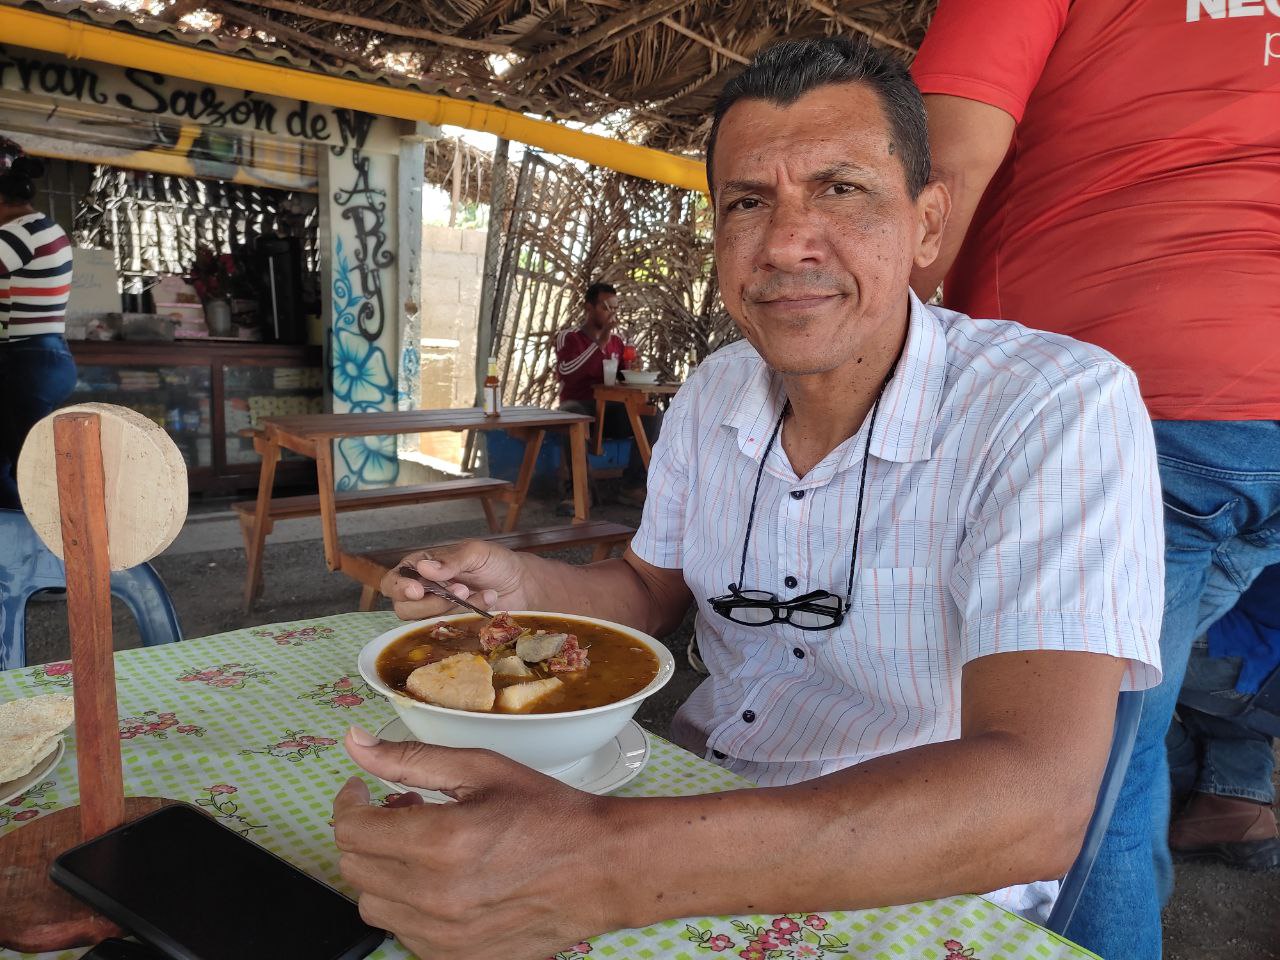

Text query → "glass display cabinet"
[68,341,324,495]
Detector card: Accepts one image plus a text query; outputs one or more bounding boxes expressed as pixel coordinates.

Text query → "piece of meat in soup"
[405,653,495,711]
[478,612,523,652]
[546,635,590,673]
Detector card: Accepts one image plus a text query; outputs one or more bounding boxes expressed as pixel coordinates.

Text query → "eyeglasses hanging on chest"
[708,367,894,632]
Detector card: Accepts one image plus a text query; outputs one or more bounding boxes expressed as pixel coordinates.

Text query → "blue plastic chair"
[0,509,182,670]
[1043,690,1143,935]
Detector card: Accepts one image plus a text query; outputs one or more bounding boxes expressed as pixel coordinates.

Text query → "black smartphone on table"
[50,804,384,960]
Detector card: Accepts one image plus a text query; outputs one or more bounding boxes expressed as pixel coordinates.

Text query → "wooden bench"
[342,520,636,610]
[235,477,513,602]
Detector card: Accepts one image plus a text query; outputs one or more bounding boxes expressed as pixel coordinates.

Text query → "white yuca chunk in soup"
[405,653,495,711]
[495,677,563,713]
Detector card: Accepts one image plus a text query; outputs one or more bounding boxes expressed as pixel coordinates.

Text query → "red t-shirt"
[912,0,1280,420]
[555,327,624,406]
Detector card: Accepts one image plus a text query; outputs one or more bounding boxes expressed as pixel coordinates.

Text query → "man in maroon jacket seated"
[553,281,655,511]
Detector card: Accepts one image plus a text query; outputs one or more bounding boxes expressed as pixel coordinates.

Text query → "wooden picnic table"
[592,381,681,467]
[243,406,593,610]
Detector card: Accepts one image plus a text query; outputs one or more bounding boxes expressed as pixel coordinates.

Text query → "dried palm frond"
[79,0,936,153]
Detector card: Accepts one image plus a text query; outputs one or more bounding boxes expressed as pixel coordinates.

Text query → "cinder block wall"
[418,225,486,464]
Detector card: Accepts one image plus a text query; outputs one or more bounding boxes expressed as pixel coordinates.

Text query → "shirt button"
[713,750,727,760]
[791,489,805,500]
[793,647,805,659]
[784,576,798,589]
[742,710,756,723]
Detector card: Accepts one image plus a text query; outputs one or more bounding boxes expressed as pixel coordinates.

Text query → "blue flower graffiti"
[332,237,398,488]
[337,434,398,486]
[331,327,393,405]
[397,345,420,409]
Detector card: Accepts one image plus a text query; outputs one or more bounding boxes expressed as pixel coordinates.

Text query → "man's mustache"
[744,273,851,303]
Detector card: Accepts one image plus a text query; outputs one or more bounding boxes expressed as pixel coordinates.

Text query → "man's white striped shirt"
[632,292,1164,919]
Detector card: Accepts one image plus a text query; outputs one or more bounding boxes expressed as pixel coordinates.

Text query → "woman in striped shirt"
[0,137,76,510]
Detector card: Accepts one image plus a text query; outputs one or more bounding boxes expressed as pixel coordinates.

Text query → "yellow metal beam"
[0,6,709,193]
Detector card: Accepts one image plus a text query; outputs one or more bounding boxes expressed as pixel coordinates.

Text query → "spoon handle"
[396,565,495,619]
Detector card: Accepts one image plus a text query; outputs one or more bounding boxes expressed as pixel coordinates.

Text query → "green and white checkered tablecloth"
[0,613,1098,960]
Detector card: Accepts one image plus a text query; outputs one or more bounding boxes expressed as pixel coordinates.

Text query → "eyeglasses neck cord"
[734,372,894,608]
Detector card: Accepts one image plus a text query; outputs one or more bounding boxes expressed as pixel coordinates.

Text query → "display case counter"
[68,340,324,495]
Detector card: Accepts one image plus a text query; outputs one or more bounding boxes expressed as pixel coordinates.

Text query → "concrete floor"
[18,492,1280,959]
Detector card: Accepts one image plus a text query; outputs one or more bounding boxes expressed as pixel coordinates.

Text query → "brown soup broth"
[377,614,659,713]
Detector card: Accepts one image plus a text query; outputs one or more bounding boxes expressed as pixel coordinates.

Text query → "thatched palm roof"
[29,0,936,154]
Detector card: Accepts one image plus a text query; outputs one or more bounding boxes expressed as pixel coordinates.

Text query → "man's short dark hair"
[705,36,930,199]
[585,281,617,304]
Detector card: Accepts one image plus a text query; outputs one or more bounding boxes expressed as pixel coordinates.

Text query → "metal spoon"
[397,565,494,620]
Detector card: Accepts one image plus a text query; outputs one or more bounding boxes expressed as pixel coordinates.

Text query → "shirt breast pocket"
[833,566,956,708]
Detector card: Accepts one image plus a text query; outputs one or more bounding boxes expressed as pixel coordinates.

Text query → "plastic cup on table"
[602,357,619,386]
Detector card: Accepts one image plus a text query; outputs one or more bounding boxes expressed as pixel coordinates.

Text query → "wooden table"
[244,407,593,609]
[592,382,680,467]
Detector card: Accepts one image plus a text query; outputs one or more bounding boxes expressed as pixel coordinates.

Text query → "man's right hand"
[380,542,534,621]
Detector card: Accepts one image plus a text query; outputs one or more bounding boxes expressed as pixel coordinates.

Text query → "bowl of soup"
[357,611,674,774]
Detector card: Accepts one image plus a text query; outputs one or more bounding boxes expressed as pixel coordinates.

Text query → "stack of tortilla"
[0,694,74,789]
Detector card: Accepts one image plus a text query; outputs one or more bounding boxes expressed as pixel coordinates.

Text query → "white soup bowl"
[357,612,675,774]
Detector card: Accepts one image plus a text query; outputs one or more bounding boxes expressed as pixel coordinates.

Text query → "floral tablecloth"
[0,613,1098,960]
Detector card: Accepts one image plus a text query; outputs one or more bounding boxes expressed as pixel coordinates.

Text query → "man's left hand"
[333,727,619,960]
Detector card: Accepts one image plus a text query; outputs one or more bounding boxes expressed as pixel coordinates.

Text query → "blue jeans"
[0,335,78,510]
[1167,563,1279,805]
[1167,640,1276,804]
[1062,420,1280,960]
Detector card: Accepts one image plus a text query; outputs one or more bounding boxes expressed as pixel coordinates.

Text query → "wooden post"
[0,405,182,952]
[314,440,342,572]
[53,412,125,839]
[475,137,510,408]
[569,421,590,523]
[449,140,461,228]
[503,427,545,532]
[625,398,654,468]
[243,430,281,610]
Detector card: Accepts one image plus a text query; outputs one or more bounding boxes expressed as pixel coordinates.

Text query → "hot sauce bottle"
[483,357,502,417]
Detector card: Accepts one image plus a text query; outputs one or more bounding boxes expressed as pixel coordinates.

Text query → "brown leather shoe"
[1169,792,1280,871]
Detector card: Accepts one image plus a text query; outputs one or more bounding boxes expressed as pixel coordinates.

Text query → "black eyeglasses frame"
[707,586,847,630]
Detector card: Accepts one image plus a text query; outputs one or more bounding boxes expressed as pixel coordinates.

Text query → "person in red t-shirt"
[553,281,655,510]
[911,3,1280,956]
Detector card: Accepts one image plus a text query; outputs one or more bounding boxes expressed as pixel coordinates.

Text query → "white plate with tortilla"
[373,716,649,802]
[0,736,64,806]
[0,694,74,806]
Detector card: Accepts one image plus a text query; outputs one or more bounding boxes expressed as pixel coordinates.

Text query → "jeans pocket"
[1161,495,1238,551]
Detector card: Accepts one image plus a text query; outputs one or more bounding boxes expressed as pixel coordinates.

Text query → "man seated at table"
[553,280,654,510]
[333,36,1164,960]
